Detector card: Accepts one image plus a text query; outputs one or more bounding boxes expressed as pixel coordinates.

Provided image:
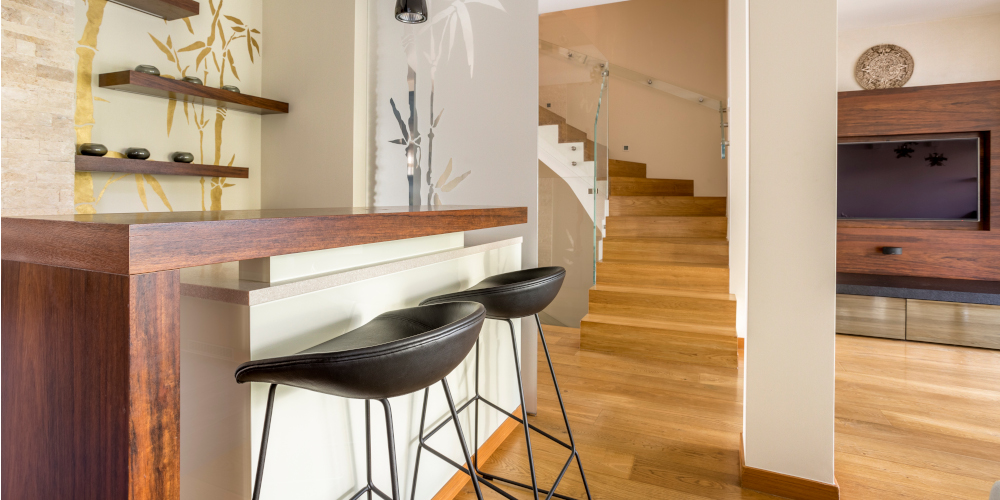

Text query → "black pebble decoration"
[182,76,204,85]
[221,85,240,93]
[80,143,108,156]
[135,64,160,76]
[126,148,151,160]
[172,152,195,163]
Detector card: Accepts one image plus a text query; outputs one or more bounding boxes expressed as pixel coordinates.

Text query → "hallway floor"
[454,328,1000,499]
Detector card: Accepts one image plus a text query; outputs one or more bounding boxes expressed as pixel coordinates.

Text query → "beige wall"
[744,0,838,485]
[839,14,1000,91]
[1,0,76,215]
[540,0,728,196]
[260,0,356,209]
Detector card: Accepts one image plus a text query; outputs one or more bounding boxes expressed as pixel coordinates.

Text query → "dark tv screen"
[838,137,980,220]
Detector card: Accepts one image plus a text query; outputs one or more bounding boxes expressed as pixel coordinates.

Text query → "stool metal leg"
[536,314,592,500]
[380,399,401,500]
[442,379,485,500]
[366,400,373,500]
[251,384,278,500]
[409,388,430,500]
[506,318,541,500]
[473,337,480,470]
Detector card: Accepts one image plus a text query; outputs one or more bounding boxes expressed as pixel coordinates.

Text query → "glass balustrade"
[536,15,609,327]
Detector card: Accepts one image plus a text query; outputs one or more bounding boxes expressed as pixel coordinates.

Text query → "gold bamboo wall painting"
[73,0,262,214]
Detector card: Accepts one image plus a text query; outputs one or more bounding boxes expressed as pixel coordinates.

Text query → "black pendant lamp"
[395,0,428,23]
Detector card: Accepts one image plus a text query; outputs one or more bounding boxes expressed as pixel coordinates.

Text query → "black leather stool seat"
[420,267,566,319]
[236,302,485,400]
[236,302,488,500]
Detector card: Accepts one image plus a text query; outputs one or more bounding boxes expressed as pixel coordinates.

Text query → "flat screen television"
[838,135,981,221]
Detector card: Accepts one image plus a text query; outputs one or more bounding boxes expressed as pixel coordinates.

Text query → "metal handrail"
[539,39,729,158]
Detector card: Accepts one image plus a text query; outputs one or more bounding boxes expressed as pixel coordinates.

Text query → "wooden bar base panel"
[1,261,180,500]
[0,206,527,499]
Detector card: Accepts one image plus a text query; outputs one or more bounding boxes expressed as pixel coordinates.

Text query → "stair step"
[591,283,734,300]
[606,216,727,238]
[610,177,693,197]
[582,312,736,336]
[596,260,729,292]
[539,106,594,161]
[610,196,726,217]
[581,313,738,367]
[608,159,646,178]
[589,284,735,327]
[603,237,728,264]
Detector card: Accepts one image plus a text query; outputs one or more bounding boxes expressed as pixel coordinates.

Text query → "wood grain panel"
[838,81,1000,136]
[1,206,527,275]
[838,81,1000,280]
[835,294,906,340]
[606,216,727,238]
[608,159,646,178]
[905,299,1000,349]
[76,155,250,179]
[129,270,181,499]
[602,237,728,264]
[2,261,180,499]
[596,260,729,292]
[837,227,1000,281]
[740,434,840,499]
[610,196,726,217]
[609,177,694,197]
[100,71,288,114]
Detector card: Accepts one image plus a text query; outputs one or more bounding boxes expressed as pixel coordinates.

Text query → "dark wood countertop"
[2,206,527,275]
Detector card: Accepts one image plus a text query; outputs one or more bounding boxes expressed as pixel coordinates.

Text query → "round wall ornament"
[855,44,914,90]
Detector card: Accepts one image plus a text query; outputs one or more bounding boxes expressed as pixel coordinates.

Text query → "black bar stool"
[414,267,592,500]
[235,302,488,500]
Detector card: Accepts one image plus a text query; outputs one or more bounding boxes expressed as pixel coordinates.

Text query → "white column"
[744,0,838,485]
[727,0,749,338]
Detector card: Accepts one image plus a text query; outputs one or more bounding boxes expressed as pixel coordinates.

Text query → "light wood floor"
[454,328,1000,499]
[834,335,1000,499]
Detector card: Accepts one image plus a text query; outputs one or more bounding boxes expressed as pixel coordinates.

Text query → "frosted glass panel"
[367,0,523,208]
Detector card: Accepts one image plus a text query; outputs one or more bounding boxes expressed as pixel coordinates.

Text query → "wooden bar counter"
[1,206,526,500]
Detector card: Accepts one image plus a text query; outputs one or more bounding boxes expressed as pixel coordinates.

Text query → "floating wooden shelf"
[76,155,249,179]
[99,71,288,115]
[109,0,199,20]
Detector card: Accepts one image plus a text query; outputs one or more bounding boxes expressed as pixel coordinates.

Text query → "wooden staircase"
[581,159,738,368]
[539,106,596,162]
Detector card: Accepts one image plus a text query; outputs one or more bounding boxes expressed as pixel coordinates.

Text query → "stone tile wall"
[2,0,75,215]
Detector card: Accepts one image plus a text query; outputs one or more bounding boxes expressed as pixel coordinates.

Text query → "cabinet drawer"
[906,299,1000,349]
[836,294,906,339]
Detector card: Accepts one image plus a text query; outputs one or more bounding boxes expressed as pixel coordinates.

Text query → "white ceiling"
[539,0,629,15]
[839,0,1000,31]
